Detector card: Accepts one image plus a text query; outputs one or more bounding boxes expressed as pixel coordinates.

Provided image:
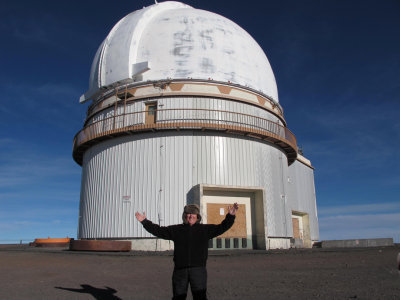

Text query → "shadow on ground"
[55,284,121,299]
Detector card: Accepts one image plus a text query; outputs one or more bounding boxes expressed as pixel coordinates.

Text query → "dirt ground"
[0,244,399,299]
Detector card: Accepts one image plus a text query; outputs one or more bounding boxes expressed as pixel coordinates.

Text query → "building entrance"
[291,211,312,248]
[202,190,256,250]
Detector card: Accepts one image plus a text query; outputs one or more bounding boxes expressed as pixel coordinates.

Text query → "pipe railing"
[73,108,297,163]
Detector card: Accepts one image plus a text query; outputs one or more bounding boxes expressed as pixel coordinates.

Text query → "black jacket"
[141,214,235,269]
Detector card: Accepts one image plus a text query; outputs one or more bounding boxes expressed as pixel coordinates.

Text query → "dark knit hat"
[182,204,202,223]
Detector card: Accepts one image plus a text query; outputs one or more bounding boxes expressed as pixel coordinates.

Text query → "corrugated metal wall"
[78,95,318,242]
[287,160,319,241]
[78,131,291,239]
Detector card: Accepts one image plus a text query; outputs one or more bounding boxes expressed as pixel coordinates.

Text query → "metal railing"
[73,108,297,164]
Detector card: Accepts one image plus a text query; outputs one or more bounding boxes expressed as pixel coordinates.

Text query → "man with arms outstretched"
[135,203,239,300]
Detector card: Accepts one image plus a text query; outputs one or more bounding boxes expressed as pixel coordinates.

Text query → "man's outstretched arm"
[135,211,173,240]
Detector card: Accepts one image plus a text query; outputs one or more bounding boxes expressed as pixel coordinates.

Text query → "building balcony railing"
[73,108,297,165]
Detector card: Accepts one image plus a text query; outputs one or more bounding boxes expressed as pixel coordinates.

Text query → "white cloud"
[0,137,81,242]
[0,157,79,187]
[2,13,55,46]
[320,213,400,229]
[0,206,77,220]
[318,202,400,215]
[0,139,80,188]
[0,218,77,242]
[36,83,80,98]
[0,81,86,133]
[318,202,400,243]
[295,99,400,175]
[0,207,78,242]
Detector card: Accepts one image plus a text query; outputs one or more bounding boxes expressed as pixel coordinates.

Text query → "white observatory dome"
[74,1,320,252]
[82,1,279,103]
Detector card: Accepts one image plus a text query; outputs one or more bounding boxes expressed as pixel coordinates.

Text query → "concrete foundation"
[320,238,394,248]
[131,239,173,251]
[267,238,291,249]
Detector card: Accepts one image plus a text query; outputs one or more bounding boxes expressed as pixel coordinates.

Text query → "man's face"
[186,213,198,226]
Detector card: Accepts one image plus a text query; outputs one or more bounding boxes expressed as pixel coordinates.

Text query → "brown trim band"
[73,110,297,166]
[87,80,285,124]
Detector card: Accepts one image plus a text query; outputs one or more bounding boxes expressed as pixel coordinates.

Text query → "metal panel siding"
[262,148,290,237]
[191,132,288,236]
[78,130,289,239]
[79,132,192,238]
[287,161,319,241]
[78,94,293,239]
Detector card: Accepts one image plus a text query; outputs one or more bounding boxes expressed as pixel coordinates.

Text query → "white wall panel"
[78,96,317,242]
[287,160,319,241]
[78,131,291,239]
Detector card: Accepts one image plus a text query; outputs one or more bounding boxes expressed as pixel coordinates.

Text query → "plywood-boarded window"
[292,217,300,239]
[207,203,246,238]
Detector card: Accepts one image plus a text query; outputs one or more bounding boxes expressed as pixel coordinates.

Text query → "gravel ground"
[0,244,399,299]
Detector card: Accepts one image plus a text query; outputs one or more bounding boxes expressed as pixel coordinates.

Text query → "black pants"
[172,266,207,300]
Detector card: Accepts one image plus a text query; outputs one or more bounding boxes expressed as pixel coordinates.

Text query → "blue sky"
[1,0,399,243]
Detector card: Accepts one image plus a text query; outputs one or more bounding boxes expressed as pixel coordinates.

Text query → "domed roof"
[81,1,279,103]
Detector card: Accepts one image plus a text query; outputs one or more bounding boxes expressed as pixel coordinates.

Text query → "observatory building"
[73,1,319,250]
